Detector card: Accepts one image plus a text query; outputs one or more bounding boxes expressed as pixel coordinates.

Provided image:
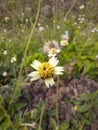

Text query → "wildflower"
[74,105,78,111]
[28,57,64,87]
[73,22,77,25]
[60,40,68,46]
[91,27,98,33]
[25,18,28,22]
[4,17,9,22]
[48,48,61,57]
[61,34,68,41]
[60,31,69,46]
[21,29,24,32]
[57,25,61,29]
[4,29,7,33]
[79,5,84,9]
[38,26,45,31]
[38,23,41,26]
[2,71,8,77]
[43,40,60,53]
[11,57,17,63]
[78,17,85,23]
[3,50,7,55]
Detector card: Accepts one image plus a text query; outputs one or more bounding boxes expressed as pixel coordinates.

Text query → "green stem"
[65,0,77,18]
[21,123,35,128]
[38,106,45,130]
[10,0,41,104]
[56,75,59,128]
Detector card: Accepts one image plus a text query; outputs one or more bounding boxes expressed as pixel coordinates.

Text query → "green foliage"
[0,0,98,130]
[0,106,11,130]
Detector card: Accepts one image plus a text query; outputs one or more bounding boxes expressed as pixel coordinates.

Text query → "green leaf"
[71,117,78,129]
[78,104,91,113]
[58,121,69,130]
[79,91,92,101]
[0,105,11,130]
[49,118,57,130]
[88,111,96,123]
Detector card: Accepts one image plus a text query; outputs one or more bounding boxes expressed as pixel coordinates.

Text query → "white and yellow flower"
[60,39,69,46]
[60,31,69,46]
[79,5,84,9]
[43,40,60,53]
[48,48,61,57]
[28,57,64,87]
[11,57,17,63]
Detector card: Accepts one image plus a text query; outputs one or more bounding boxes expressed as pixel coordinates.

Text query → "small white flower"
[79,5,84,9]
[38,23,41,26]
[61,31,69,40]
[48,48,61,57]
[25,18,28,22]
[57,25,61,29]
[60,31,69,46]
[38,26,45,31]
[4,29,7,32]
[28,57,64,87]
[11,57,17,63]
[91,27,98,33]
[60,40,69,46]
[3,50,7,55]
[78,17,85,23]
[4,17,9,22]
[43,40,60,53]
[2,71,8,77]
[21,29,24,32]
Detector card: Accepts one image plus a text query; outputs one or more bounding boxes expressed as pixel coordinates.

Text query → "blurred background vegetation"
[0,0,98,130]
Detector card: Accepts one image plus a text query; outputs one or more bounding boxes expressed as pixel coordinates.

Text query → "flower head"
[3,50,7,55]
[79,5,84,9]
[60,40,69,46]
[4,17,9,22]
[48,48,61,57]
[43,40,60,53]
[11,57,17,63]
[43,40,60,57]
[60,31,69,46]
[38,26,45,31]
[28,57,64,87]
[2,71,8,77]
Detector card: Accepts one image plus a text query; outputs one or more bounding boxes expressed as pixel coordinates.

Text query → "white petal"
[48,53,56,57]
[45,78,55,87]
[28,71,40,81]
[49,57,59,67]
[31,60,41,70]
[54,66,64,75]
[56,49,61,53]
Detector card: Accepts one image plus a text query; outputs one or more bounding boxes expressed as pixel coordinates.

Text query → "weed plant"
[0,0,98,130]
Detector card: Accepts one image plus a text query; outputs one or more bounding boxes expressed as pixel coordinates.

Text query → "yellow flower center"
[38,62,54,79]
[49,48,56,54]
